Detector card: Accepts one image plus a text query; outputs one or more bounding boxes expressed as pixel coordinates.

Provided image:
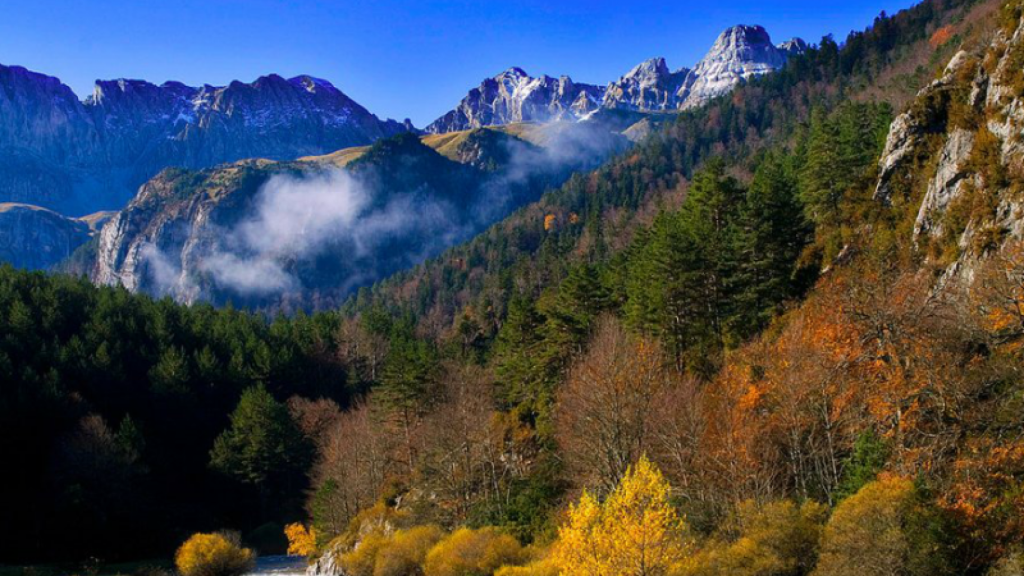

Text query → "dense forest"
[5,0,1024,575]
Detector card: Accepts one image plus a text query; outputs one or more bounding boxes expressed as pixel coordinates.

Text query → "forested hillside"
[5,0,1024,575]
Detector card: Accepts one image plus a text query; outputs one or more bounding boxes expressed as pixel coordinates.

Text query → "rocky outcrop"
[871,13,1024,281]
[428,25,806,132]
[0,203,91,270]
[914,128,977,238]
[306,545,347,576]
[0,64,413,215]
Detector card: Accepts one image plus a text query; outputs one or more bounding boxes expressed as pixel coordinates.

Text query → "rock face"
[871,12,1024,282]
[306,546,346,576]
[0,64,413,215]
[427,25,805,132]
[601,58,694,112]
[0,203,91,270]
[680,25,793,109]
[425,68,605,133]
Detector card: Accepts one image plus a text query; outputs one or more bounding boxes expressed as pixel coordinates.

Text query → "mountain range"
[0,22,804,294]
[425,25,806,133]
[0,67,413,216]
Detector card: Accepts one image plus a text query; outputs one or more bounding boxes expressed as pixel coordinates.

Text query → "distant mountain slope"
[307,119,633,168]
[90,123,628,310]
[0,203,91,270]
[0,67,412,215]
[426,25,806,133]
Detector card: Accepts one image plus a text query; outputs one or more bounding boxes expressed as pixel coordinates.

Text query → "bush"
[339,533,389,576]
[374,525,445,576]
[338,525,445,576]
[812,476,952,576]
[684,499,827,576]
[175,532,256,576]
[493,544,557,576]
[424,528,525,576]
[494,560,559,576]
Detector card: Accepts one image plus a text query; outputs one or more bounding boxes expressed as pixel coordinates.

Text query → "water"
[248,555,307,576]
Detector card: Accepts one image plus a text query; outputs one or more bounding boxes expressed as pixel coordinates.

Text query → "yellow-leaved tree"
[553,456,690,576]
[284,523,317,557]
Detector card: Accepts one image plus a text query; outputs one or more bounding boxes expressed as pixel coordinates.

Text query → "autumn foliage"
[553,456,689,576]
[174,532,255,576]
[423,528,525,576]
[284,523,317,557]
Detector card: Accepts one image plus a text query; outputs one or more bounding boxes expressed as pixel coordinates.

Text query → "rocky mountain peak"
[498,67,530,80]
[679,24,798,109]
[709,24,775,55]
[622,58,673,85]
[290,75,338,94]
[429,24,803,130]
[777,38,810,56]
[424,68,604,133]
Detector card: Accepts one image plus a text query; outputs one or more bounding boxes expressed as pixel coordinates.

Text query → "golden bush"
[338,524,445,576]
[682,499,827,576]
[423,527,525,576]
[374,525,445,576]
[494,559,559,576]
[175,532,255,576]
[340,533,390,576]
[812,476,931,576]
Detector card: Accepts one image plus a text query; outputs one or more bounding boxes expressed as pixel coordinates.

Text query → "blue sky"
[0,0,913,127]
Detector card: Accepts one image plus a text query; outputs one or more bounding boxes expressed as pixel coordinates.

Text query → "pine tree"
[378,319,438,472]
[731,152,810,341]
[494,296,547,422]
[210,384,310,515]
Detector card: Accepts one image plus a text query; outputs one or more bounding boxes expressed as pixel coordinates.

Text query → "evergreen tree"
[209,385,310,508]
[494,296,547,422]
[626,161,744,375]
[731,152,810,341]
[800,107,846,228]
[378,318,438,471]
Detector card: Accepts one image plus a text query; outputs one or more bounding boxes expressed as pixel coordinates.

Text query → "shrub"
[812,476,952,576]
[988,548,1024,576]
[494,559,559,576]
[493,545,557,576]
[424,528,525,576]
[684,499,827,576]
[175,532,256,576]
[339,533,389,576]
[338,525,445,576]
[374,525,445,576]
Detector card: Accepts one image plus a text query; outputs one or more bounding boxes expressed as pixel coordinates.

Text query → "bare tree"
[555,315,672,494]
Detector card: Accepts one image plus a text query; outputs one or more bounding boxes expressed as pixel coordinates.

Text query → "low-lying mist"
[135,122,628,309]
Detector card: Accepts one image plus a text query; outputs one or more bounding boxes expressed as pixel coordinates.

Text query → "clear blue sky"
[0,0,913,127]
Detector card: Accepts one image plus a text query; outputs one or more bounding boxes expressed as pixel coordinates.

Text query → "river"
[248,555,307,576]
